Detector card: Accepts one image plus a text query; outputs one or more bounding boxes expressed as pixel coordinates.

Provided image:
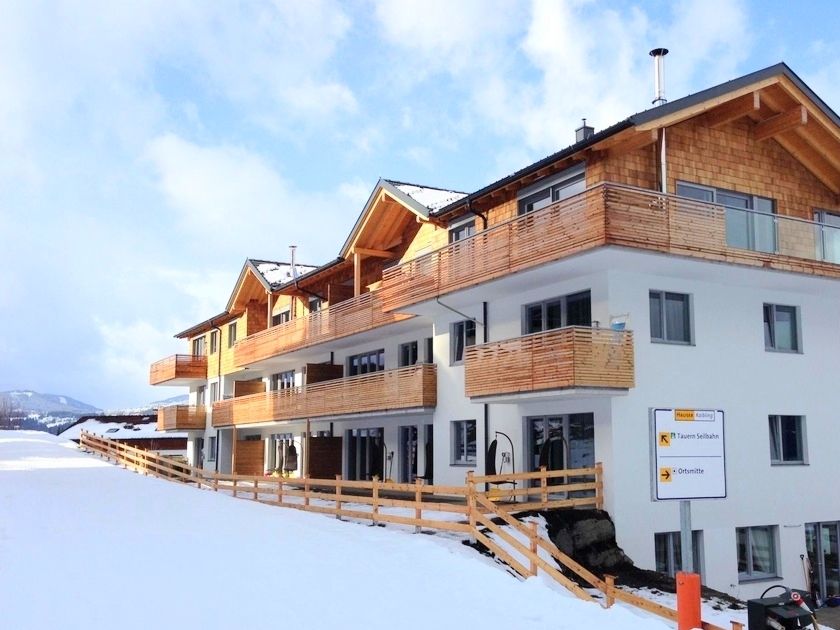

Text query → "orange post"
[676,572,701,630]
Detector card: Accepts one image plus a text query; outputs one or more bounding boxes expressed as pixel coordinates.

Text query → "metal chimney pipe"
[650,48,669,106]
[289,245,298,279]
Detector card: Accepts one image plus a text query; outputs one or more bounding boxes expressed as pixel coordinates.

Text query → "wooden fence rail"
[78,432,736,630]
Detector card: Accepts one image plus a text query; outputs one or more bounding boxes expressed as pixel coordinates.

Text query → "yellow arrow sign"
[659,467,673,482]
[658,432,671,447]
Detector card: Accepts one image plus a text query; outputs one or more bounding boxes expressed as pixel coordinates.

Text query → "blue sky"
[2,0,839,409]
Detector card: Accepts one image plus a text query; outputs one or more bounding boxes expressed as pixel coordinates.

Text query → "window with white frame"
[451,320,476,364]
[272,309,291,327]
[517,164,585,216]
[814,209,840,264]
[655,531,703,577]
[768,415,806,464]
[227,322,237,348]
[399,341,419,367]
[207,436,217,462]
[523,290,591,334]
[449,218,476,243]
[737,525,778,581]
[764,304,800,352]
[452,420,477,465]
[348,349,384,376]
[195,385,206,408]
[649,291,692,344]
[270,370,296,391]
[209,330,219,354]
[677,181,776,253]
[209,382,219,402]
[192,336,206,356]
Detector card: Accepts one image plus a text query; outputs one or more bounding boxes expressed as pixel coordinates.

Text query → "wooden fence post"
[304,476,310,508]
[276,477,283,505]
[467,470,477,544]
[414,477,423,534]
[529,520,539,576]
[253,477,259,501]
[540,465,548,506]
[605,575,616,608]
[213,471,219,492]
[335,475,343,520]
[372,476,380,526]
[232,474,238,498]
[595,461,604,510]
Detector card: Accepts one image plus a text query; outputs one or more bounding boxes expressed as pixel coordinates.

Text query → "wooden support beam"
[353,251,361,297]
[703,91,761,128]
[754,105,807,141]
[304,418,311,478]
[607,129,658,156]
[351,246,395,259]
[772,132,840,194]
[231,425,238,473]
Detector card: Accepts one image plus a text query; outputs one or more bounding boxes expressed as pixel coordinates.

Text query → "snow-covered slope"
[1,390,100,415]
[1,431,670,630]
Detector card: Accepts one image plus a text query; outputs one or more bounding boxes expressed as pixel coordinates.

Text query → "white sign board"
[652,408,726,500]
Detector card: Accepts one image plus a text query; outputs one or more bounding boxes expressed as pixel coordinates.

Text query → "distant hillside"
[107,394,189,415]
[1,390,101,416]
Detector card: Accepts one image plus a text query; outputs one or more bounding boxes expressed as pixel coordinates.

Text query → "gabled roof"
[225,258,319,314]
[434,61,840,215]
[339,178,466,259]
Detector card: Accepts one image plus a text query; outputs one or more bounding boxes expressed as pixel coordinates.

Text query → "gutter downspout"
[466,194,487,229]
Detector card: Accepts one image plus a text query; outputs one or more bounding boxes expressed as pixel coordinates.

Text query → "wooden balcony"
[234,292,413,367]
[149,354,207,386]
[212,364,437,427]
[156,405,206,431]
[379,182,840,312]
[464,327,634,399]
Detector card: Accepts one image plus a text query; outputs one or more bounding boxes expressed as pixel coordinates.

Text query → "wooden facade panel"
[234,380,265,397]
[211,365,436,427]
[234,440,264,475]
[464,328,634,398]
[149,354,207,386]
[157,405,206,431]
[308,436,343,480]
[305,363,344,385]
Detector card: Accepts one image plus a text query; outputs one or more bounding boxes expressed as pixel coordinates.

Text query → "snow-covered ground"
[0,431,745,630]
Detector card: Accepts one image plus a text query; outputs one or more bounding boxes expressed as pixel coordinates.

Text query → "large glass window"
[737,526,778,581]
[348,349,385,376]
[649,291,692,344]
[451,320,477,364]
[270,370,296,391]
[815,210,840,264]
[655,531,704,577]
[227,322,237,348]
[399,341,419,367]
[768,415,805,464]
[677,181,776,253]
[518,166,585,215]
[523,290,591,334]
[764,304,799,352]
[452,420,477,465]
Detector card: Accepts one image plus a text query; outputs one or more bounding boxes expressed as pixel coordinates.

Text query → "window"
[655,531,703,577]
[270,370,296,391]
[424,337,434,364]
[272,310,291,327]
[105,427,119,433]
[769,415,806,464]
[309,297,323,313]
[399,341,419,367]
[737,526,778,581]
[518,165,585,216]
[451,320,476,364]
[815,210,840,264]
[227,323,237,348]
[348,349,385,376]
[452,420,477,465]
[195,385,206,408]
[210,382,219,403]
[523,290,591,334]
[207,436,217,462]
[209,330,219,354]
[677,181,776,253]
[192,336,206,356]
[649,291,692,344]
[764,304,799,352]
[449,218,476,243]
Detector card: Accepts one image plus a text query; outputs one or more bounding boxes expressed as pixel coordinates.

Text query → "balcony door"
[806,521,840,602]
[815,210,840,264]
[526,413,594,492]
[346,427,384,481]
[399,425,418,483]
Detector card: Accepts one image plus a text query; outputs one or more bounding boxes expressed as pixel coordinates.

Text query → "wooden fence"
[79,432,737,629]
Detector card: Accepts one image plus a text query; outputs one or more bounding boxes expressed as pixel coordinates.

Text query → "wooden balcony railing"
[464,327,634,398]
[212,364,437,427]
[156,405,207,431]
[149,354,208,386]
[234,292,413,367]
[379,182,840,312]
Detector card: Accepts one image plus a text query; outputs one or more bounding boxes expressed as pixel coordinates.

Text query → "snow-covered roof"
[390,182,467,212]
[60,418,186,441]
[249,259,320,290]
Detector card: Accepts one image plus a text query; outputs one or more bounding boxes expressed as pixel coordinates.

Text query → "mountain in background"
[1,390,101,416]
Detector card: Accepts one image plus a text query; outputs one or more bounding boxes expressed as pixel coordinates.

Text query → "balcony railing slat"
[211,364,437,427]
[149,354,208,386]
[464,327,634,398]
[156,405,206,431]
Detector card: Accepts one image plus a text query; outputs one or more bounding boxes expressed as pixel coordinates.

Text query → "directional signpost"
[652,408,726,573]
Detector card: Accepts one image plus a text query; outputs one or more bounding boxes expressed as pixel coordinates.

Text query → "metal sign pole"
[680,499,694,574]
